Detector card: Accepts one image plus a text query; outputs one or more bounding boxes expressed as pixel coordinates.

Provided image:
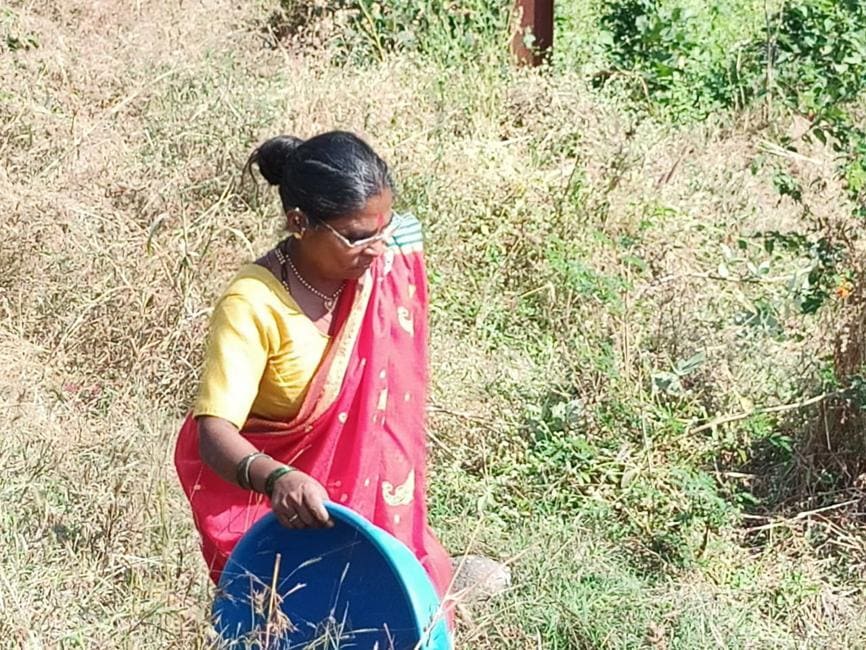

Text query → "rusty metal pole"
[511,0,554,66]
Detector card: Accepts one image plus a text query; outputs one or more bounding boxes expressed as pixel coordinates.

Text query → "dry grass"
[3,0,866,647]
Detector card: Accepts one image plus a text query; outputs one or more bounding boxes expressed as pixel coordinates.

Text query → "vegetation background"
[2,0,866,647]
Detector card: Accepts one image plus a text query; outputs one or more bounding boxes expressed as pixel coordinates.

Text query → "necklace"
[275,244,344,311]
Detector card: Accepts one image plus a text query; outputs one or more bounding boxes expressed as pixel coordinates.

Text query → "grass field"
[2,0,866,647]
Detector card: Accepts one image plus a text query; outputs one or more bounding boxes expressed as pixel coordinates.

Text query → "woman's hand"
[196,416,332,529]
[270,470,333,529]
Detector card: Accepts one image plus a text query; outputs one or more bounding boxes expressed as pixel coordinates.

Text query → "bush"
[593,0,763,118]
[593,0,866,129]
[273,0,512,66]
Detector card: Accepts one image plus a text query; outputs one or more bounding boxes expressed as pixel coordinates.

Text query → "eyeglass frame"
[308,210,404,249]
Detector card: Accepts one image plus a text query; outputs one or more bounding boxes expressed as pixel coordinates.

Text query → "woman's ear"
[286,209,307,239]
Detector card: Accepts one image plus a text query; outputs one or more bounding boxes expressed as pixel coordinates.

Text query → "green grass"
[2,0,866,647]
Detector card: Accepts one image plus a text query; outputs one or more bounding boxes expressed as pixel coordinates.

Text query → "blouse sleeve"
[193,292,272,429]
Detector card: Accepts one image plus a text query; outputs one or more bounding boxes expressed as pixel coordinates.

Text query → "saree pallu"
[174,215,453,604]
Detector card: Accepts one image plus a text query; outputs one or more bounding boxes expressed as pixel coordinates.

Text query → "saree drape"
[174,215,453,602]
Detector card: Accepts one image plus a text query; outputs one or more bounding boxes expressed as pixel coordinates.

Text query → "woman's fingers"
[272,475,332,529]
[275,498,321,529]
[292,501,318,527]
[304,490,332,527]
[277,510,301,528]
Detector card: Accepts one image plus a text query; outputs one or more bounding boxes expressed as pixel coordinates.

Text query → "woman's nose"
[361,239,388,257]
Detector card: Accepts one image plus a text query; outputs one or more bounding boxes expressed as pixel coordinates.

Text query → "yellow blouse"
[193,264,329,428]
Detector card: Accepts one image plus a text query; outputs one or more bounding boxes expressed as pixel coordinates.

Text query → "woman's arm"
[198,415,332,528]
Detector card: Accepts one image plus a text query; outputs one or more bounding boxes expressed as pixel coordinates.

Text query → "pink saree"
[174,215,453,603]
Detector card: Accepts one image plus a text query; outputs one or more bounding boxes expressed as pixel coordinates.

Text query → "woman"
[173,131,453,602]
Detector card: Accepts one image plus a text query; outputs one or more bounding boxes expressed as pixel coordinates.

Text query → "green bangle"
[264,465,296,497]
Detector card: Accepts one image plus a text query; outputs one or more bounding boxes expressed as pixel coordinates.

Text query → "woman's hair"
[247,131,394,223]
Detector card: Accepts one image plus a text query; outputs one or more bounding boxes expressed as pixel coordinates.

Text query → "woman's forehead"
[328,190,393,230]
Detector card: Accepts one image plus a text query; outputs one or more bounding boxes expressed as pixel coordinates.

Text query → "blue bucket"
[212,503,452,649]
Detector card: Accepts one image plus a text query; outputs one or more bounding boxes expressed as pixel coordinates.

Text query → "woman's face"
[292,189,394,281]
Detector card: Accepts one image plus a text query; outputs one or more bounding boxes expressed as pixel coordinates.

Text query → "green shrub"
[771,0,866,121]
[592,0,764,118]
[276,0,512,65]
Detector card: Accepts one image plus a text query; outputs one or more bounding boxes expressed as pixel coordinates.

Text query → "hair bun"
[250,135,304,186]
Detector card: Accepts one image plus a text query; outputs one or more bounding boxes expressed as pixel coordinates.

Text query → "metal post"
[511,0,554,66]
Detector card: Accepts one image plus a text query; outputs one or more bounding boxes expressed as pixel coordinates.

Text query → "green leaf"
[676,350,706,376]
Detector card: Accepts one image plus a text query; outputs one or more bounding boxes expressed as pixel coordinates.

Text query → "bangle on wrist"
[265,465,297,497]
[236,451,269,490]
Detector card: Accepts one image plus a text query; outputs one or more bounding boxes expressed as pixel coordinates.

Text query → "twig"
[424,427,458,461]
[356,0,386,62]
[758,139,825,166]
[426,402,506,436]
[689,391,834,435]
[557,157,581,220]
[264,552,281,649]
[713,470,758,481]
[634,268,804,301]
[744,499,859,533]
[763,0,775,119]
[654,145,690,187]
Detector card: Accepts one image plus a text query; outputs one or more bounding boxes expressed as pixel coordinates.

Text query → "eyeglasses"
[314,211,404,249]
